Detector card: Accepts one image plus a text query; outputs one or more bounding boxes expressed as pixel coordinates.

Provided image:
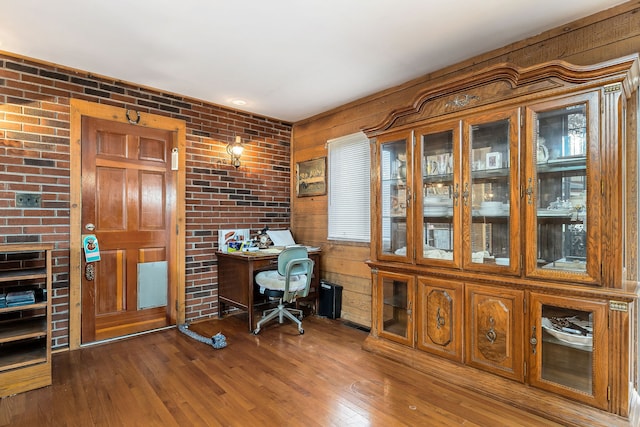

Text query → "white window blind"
[327,132,370,242]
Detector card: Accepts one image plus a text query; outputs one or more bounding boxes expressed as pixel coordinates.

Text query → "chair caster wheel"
[299,329,304,335]
[253,329,260,335]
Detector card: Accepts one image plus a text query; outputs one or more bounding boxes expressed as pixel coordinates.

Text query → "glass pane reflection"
[541,304,593,393]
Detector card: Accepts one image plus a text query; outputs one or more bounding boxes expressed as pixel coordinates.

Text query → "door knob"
[85,223,95,232]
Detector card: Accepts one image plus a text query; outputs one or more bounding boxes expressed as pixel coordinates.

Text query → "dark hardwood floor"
[0,314,628,426]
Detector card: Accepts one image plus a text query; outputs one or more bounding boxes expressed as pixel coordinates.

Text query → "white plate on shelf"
[546,156,586,164]
[538,209,573,217]
[541,317,592,349]
[477,209,504,217]
[424,207,448,216]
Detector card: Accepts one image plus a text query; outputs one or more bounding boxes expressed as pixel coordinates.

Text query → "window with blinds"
[327,132,371,242]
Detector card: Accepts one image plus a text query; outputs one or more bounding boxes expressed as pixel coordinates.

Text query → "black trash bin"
[318,280,343,319]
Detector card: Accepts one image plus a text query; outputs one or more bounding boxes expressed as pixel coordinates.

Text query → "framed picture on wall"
[296,157,326,197]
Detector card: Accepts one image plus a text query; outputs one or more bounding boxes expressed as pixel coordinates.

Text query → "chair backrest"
[277,246,309,275]
[277,246,314,302]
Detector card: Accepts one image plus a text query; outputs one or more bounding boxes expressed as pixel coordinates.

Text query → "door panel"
[95,249,126,314]
[81,116,175,343]
[465,283,524,382]
[416,277,463,362]
[140,171,166,229]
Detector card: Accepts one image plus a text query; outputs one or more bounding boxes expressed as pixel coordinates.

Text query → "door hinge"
[176,224,179,235]
[607,386,611,401]
[524,361,527,377]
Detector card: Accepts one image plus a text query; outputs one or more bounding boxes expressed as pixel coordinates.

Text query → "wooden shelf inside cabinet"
[0,268,47,282]
[0,302,47,315]
[382,295,408,308]
[422,174,454,184]
[0,340,47,372]
[471,168,509,180]
[0,316,47,343]
[0,243,52,396]
[537,157,586,173]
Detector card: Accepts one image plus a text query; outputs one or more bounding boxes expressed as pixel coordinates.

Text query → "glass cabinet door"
[377,132,413,261]
[528,293,608,409]
[524,92,600,283]
[462,110,520,273]
[376,270,414,346]
[416,124,460,267]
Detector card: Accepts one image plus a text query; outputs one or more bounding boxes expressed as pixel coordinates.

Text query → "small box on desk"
[318,280,342,319]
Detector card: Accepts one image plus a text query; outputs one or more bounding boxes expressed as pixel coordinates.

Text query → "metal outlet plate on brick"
[16,193,42,208]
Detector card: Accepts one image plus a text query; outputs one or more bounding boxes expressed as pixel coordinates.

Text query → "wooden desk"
[216,250,321,332]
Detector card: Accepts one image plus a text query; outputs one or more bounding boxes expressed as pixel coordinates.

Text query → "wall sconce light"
[227,136,244,169]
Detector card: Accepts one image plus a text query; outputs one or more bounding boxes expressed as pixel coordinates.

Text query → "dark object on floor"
[178,323,227,349]
[318,281,342,319]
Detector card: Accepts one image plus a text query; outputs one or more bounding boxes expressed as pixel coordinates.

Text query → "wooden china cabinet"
[364,54,640,421]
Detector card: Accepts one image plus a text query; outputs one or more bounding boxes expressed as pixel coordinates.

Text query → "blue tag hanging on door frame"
[83,234,101,262]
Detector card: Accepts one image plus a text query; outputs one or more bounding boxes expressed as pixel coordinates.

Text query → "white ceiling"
[0,0,626,122]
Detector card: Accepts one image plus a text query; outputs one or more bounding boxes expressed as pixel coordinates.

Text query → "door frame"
[69,99,186,350]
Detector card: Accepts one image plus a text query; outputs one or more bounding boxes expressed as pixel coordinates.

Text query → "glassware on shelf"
[420,129,456,263]
[468,117,512,265]
[533,101,591,275]
[380,137,410,257]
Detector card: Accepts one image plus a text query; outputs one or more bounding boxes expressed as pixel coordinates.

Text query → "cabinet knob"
[485,316,497,343]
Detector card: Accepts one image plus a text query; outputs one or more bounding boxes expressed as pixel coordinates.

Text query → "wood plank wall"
[291,1,640,328]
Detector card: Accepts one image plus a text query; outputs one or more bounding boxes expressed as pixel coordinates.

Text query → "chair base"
[253,300,304,335]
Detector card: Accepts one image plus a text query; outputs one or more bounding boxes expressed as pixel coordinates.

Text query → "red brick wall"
[0,53,292,348]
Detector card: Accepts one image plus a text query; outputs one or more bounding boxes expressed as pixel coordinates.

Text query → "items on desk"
[266,229,297,246]
[218,228,251,253]
[264,229,321,252]
[240,240,259,252]
[255,227,272,249]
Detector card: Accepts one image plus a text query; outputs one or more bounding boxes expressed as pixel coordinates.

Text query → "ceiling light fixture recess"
[230,98,247,106]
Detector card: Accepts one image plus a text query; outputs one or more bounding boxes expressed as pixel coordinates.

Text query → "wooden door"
[523,92,601,285]
[465,283,524,382]
[375,131,414,263]
[416,277,463,362]
[528,292,609,410]
[81,116,176,343]
[375,270,414,346]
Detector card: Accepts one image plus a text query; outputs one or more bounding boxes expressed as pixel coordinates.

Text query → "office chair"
[253,246,314,335]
